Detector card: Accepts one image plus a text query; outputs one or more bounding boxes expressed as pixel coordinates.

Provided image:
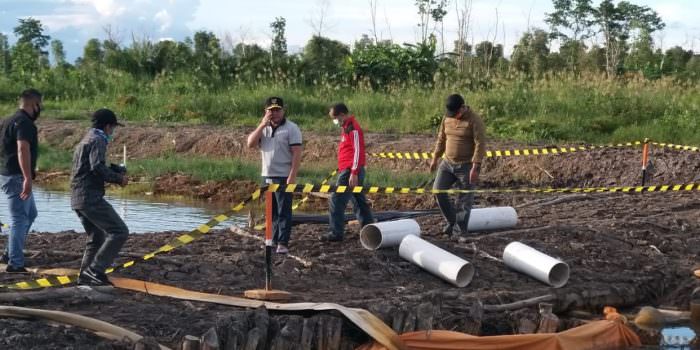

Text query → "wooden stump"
[201,327,219,350]
[180,335,200,350]
[212,306,363,350]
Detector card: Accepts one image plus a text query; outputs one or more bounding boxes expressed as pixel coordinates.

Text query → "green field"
[3,73,699,145]
[37,145,433,187]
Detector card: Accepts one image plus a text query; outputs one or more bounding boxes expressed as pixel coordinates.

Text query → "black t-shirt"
[0,110,38,177]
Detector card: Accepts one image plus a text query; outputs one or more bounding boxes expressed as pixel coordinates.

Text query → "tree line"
[1,0,699,100]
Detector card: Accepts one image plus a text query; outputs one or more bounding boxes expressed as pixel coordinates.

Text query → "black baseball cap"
[91,108,124,127]
[265,97,284,110]
[445,94,465,117]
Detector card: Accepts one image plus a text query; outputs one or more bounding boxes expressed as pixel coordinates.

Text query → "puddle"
[660,326,696,348]
[0,188,246,234]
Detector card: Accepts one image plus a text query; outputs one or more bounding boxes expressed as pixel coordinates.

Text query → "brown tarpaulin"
[357,320,641,350]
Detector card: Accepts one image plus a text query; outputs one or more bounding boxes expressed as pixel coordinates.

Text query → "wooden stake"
[641,141,649,186]
[243,188,291,301]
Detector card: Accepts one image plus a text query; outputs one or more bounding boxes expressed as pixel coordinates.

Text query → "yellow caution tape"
[369,141,644,160]
[651,142,700,152]
[253,170,337,231]
[261,182,700,195]
[0,189,261,290]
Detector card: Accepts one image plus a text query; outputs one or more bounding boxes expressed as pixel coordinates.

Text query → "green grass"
[37,144,73,172]
[35,147,433,188]
[5,73,700,145]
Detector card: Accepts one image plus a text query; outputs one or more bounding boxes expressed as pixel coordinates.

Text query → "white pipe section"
[502,242,570,288]
[398,235,474,287]
[468,207,519,231]
[360,219,421,250]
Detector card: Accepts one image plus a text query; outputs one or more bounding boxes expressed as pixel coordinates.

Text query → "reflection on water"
[0,188,246,234]
[660,326,696,348]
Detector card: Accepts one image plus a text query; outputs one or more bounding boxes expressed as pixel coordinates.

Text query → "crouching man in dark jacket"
[70,108,129,286]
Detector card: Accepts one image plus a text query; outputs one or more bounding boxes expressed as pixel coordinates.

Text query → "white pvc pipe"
[468,207,519,231]
[360,219,421,250]
[398,235,474,287]
[502,242,570,288]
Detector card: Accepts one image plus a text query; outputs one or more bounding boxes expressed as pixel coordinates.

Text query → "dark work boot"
[78,267,113,286]
[441,223,454,235]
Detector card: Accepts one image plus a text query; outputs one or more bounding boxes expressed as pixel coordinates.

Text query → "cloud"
[0,0,200,62]
[68,0,126,17]
[154,9,172,32]
[1,0,698,63]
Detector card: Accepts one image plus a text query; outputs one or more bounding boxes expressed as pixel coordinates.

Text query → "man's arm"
[247,111,271,148]
[288,145,302,184]
[287,125,303,184]
[17,140,32,200]
[429,117,447,172]
[89,140,126,185]
[469,114,487,184]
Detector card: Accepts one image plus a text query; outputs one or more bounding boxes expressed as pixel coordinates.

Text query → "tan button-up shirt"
[432,108,486,164]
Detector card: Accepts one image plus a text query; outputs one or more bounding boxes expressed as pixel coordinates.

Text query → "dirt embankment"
[38,120,700,210]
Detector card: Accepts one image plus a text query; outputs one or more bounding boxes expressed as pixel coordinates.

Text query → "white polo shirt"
[260,119,302,177]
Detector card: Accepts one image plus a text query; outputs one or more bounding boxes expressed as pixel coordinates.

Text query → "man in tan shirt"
[429,94,486,235]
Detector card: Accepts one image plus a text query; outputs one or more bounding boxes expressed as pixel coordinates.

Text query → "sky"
[1,0,699,63]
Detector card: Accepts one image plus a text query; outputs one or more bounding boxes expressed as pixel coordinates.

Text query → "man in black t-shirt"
[0,89,42,273]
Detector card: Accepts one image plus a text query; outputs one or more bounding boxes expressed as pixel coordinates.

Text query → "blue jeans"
[1,174,37,267]
[263,177,293,245]
[329,167,374,237]
[433,160,475,233]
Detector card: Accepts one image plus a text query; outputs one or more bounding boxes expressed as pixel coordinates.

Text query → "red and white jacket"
[337,116,366,175]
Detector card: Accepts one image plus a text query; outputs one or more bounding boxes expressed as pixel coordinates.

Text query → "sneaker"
[0,253,8,264]
[78,267,113,286]
[319,233,343,242]
[5,265,29,273]
[441,223,454,235]
[276,244,289,254]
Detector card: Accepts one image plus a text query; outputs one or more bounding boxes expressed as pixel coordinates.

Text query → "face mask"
[107,128,117,142]
[31,104,41,120]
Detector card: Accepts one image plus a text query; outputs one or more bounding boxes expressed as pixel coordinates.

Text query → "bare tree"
[309,0,332,37]
[417,0,432,44]
[102,24,123,45]
[486,6,500,76]
[237,25,253,45]
[455,0,473,72]
[369,0,379,43]
[383,5,394,42]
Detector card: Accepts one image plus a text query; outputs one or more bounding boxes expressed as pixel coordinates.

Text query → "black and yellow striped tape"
[262,182,700,195]
[651,142,700,152]
[253,170,337,231]
[369,141,644,160]
[0,189,261,290]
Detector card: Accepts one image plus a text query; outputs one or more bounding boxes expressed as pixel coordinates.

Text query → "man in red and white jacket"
[320,103,375,242]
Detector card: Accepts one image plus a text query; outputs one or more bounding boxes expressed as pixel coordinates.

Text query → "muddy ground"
[0,120,697,348]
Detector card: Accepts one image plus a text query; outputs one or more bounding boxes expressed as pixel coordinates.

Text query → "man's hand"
[469,164,480,185]
[20,178,32,200]
[120,175,129,187]
[349,173,359,188]
[429,158,439,173]
[286,175,296,184]
[260,110,272,127]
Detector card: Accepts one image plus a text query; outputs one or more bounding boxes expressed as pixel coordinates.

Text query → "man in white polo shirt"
[246,97,302,254]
